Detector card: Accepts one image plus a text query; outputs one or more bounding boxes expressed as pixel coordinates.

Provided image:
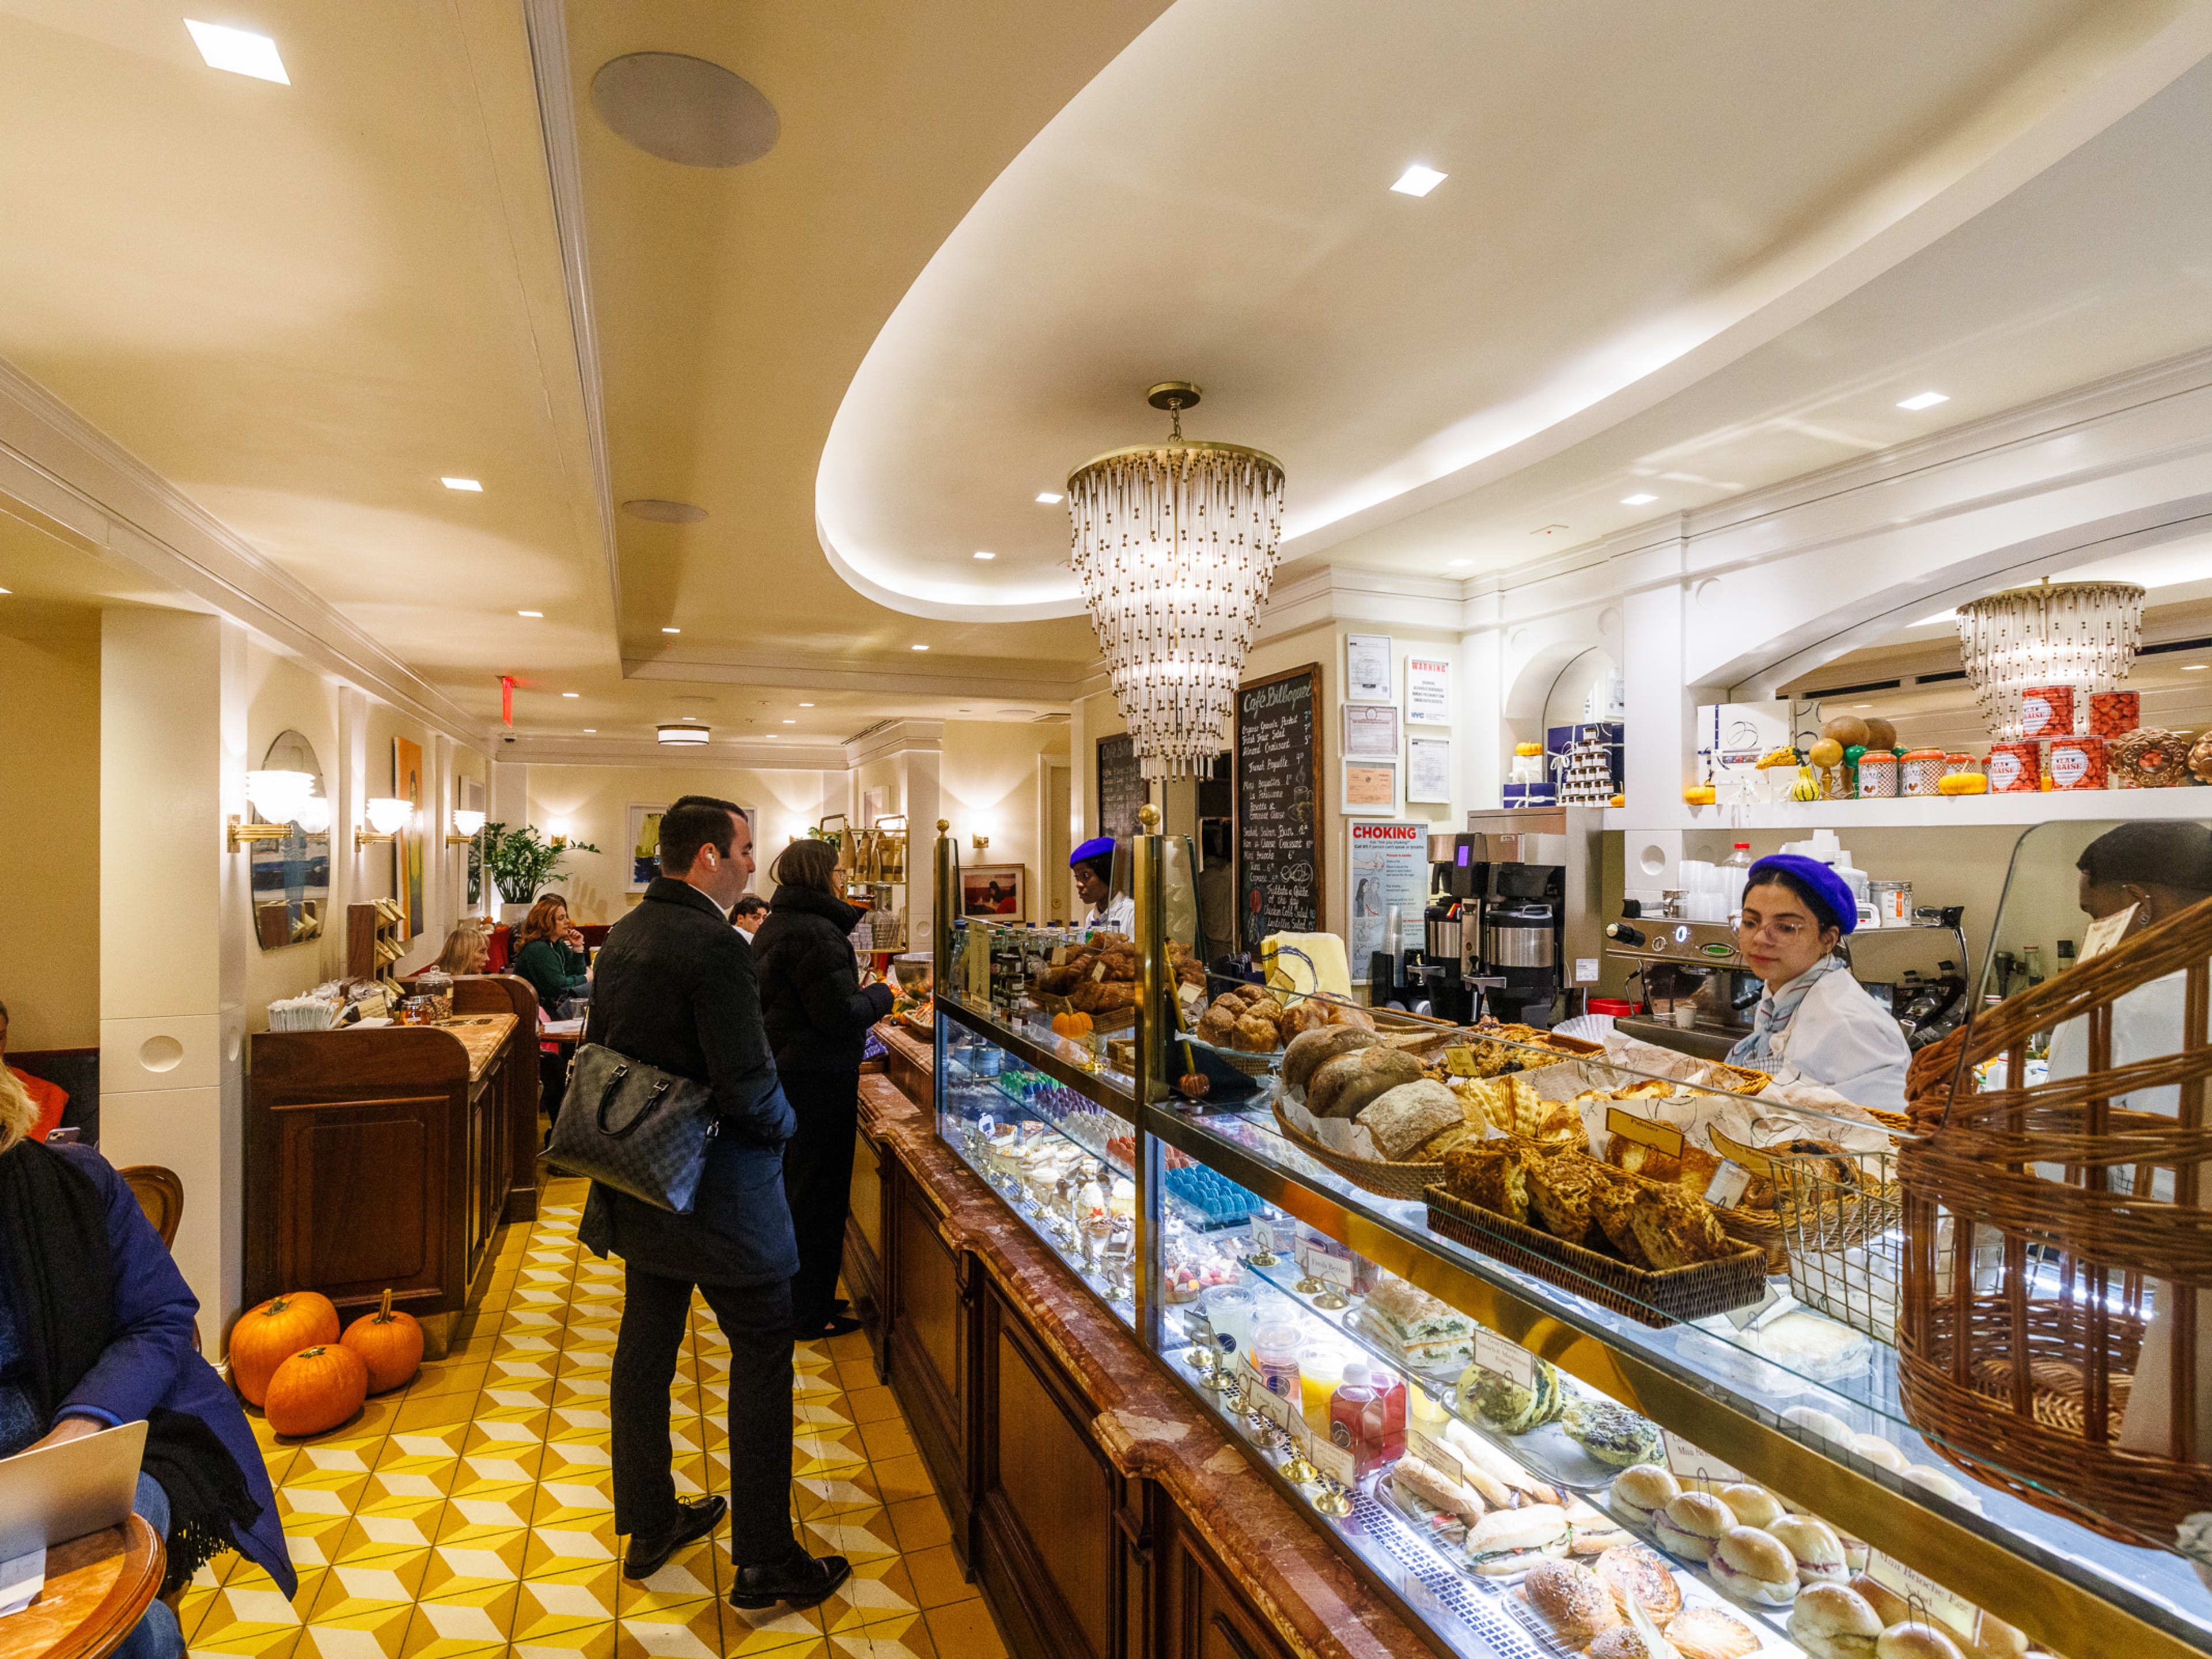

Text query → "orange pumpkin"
[341,1290,425,1393]
[263,1344,368,1438]
[229,1291,340,1406]
[1052,1012,1093,1039]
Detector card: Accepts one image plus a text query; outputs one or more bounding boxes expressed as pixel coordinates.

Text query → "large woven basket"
[1424,1185,1768,1327]
[1897,895,2212,1547]
[1269,1099,1443,1201]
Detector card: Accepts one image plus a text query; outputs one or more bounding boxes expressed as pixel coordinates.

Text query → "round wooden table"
[0,1516,164,1659]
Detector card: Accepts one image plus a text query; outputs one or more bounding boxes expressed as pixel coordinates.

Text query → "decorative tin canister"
[1986,741,2041,794]
[1857,750,1901,797]
[2088,691,2139,738]
[1902,749,1948,796]
[2018,685,2075,739]
[2048,734,2107,791]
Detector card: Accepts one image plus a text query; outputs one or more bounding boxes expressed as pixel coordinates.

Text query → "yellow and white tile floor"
[179,1177,1008,1659]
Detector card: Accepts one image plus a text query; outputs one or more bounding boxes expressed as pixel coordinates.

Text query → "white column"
[100,609,247,1331]
[904,747,942,948]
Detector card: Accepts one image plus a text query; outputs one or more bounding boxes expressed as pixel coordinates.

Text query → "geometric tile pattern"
[184,1177,1009,1659]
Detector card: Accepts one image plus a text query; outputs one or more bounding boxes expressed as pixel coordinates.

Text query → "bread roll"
[1719,1483,1784,1529]
[1282,1025,1379,1092]
[1232,1010,1281,1051]
[1787,1582,1882,1659]
[1605,1463,1678,1529]
[1359,1080,1465,1161]
[1767,1514,1847,1584]
[1392,1454,1479,1521]
[1308,1046,1423,1119]
[1278,998,1329,1039]
[1593,1542,1682,1628]
[1587,1633,1654,1659]
[1710,1524,1797,1605]
[1521,1557,1621,1643]
[1653,1491,1734,1562]
[1877,1624,1965,1659]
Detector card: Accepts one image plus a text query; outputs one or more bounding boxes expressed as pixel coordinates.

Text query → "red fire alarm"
[499,675,515,726]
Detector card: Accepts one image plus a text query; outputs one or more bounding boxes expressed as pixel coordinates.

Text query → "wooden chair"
[117,1166,199,1354]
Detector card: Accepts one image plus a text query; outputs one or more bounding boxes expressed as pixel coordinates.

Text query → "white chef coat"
[2044,969,2183,1200]
[1085,891,1136,937]
[1747,965,1912,1111]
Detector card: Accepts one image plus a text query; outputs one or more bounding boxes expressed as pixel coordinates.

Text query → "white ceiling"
[817,0,2207,617]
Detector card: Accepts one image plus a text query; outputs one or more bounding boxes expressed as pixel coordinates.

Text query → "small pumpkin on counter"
[1938,771,1988,796]
[1683,783,1716,806]
[229,1291,340,1407]
[263,1344,369,1438]
[1051,1011,1093,1039]
[341,1290,425,1393]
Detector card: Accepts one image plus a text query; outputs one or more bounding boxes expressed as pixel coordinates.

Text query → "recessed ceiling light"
[1621,493,1658,506]
[0,588,13,595]
[582,728,596,733]
[973,551,995,560]
[911,643,929,651]
[661,626,681,634]
[1391,164,1447,198]
[1897,391,1949,411]
[657,722,710,746]
[799,702,814,707]
[517,609,542,618]
[1855,703,1872,710]
[782,719,795,725]
[184,19,288,84]
[1036,493,1063,505]
[562,692,579,698]
[441,476,483,492]
[1446,560,1471,569]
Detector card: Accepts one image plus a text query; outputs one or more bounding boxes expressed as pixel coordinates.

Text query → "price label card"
[1249,1377,1294,1433]
[1305,1434,1357,1488]
[1236,1350,1264,1393]
[1707,1127,1772,1178]
[1704,1162,1752,1210]
[1865,1550,1982,1637]
[1406,1427,1465,1490]
[1249,1216,1279,1256]
[1471,1330,1534,1389]
[1607,1108,1684,1160]
[1445,1046,1480,1078]
[1574,957,1600,986]
[1304,1251,1354,1290]
[1660,1429,1743,1487]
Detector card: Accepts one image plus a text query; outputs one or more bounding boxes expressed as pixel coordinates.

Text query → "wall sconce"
[547,818,571,849]
[447,808,486,846]
[971,832,991,851]
[355,797,412,848]
[229,770,315,851]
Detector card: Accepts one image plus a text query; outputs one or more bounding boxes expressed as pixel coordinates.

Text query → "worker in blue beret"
[1071,836,1135,937]
[1727,853,1911,1108]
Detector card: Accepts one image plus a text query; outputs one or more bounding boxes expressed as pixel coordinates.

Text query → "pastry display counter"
[889,824,2212,1659]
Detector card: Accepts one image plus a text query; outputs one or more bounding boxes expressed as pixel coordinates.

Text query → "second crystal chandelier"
[1066,382,1287,781]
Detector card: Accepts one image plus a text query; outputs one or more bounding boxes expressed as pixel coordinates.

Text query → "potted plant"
[480,822,600,924]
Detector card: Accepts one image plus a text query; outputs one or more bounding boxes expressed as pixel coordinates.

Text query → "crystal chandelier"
[1955,578,2145,740]
[1066,382,1286,781]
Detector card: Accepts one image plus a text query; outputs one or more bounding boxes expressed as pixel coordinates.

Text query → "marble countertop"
[858,1059,1436,1659]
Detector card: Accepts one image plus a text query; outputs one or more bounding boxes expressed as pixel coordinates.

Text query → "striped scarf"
[1729,954,1849,1071]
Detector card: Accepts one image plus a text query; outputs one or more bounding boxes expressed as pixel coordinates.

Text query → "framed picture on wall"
[1343,702,1400,759]
[1343,761,1397,812]
[627,803,670,893]
[961,863,1026,920]
[393,737,425,939]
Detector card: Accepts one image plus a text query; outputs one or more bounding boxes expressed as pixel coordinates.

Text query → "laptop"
[0,1420,147,1559]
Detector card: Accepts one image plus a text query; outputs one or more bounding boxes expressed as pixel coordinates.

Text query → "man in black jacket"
[579,798,850,1610]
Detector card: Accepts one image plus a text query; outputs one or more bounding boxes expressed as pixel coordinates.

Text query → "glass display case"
[929,823,2212,1659]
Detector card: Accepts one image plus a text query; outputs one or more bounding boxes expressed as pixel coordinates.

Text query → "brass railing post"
[1131,804,1168,1351]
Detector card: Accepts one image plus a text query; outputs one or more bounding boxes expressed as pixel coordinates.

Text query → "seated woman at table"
[434,920,490,976]
[0,1067,294,1659]
[512,895,590,1017]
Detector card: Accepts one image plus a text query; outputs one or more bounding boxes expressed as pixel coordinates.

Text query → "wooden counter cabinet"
[245,984,539,1340]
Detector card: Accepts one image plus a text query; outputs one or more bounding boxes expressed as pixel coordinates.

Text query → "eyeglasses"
[1733,914,1815,945]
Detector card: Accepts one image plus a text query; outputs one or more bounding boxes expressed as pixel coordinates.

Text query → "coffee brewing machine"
[1373,808,1603,1028]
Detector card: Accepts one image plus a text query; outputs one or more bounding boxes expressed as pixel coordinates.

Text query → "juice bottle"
[1370,1366,1408,1449]
[1249,1321,1302,1400]
[1328,1362,1405,1478]
[1297,1343,1349,1424]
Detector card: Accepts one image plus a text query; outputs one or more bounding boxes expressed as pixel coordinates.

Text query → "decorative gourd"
[1789,766,1821,802]
[340,1290,424,1393]
[229,1291,340,1407]
[1051,1012,1093,1039]
[1683,783,1715,806]
[263,1344,368,1437]
[1937,771,1988,796]
[1807,737,1844,770]
[1608,794,1626,809]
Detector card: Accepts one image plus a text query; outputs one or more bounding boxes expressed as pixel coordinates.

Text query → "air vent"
[1030,712,1071,724]
[844,718,898,744]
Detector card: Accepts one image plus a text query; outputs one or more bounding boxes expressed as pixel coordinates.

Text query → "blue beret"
[1071,837,1116,868]
[1745,854,1858,935]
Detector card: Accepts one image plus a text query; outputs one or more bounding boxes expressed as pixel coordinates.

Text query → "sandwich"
[1605,1463,1679,1529]
[1562,1494,1630,1555]
[1652,1490,1734,1562]
[1787,1582,1883,1659]
[1709,1524,1798,1606]
[1767,1514,1847,1585]
[1444,1417,1560,1506]
[1463,1503,1569,1575]
[1663,1607,1762,1659]
[1718,1482,1783,1529]
[1355,1277,1476,1372]
[1518,1556,1620,1643]
[1389,1455,1480,1546]
[1592,1543,1681,1629]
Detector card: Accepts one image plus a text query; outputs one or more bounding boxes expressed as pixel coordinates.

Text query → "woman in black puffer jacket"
[753,839,895,1339]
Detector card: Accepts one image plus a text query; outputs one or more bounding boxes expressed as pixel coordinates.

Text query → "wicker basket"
[1187,1033,1284,1077]
[1270,1099,1444,1201]
[1897,895,2212,1546]
[1423,1185,1768,1327]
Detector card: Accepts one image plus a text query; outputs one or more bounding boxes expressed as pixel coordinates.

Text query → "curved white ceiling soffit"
[817,0,2212,622]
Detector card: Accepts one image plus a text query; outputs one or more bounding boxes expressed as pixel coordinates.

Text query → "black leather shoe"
[730,1550,851,1610]
[623,1496,726,1581]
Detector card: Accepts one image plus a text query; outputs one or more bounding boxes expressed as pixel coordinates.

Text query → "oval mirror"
[252,729,330,950]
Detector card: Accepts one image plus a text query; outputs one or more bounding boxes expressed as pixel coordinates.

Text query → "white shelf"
[1605,786,2212,834]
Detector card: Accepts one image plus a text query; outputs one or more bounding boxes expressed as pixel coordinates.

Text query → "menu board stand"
[1234,662,1324,955]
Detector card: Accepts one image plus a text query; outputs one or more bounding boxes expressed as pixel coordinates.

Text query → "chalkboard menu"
[1234,663,1323,952]
[1096,733,1146,839]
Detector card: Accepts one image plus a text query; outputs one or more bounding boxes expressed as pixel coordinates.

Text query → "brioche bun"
[1653,1490,1734,1562]
[1718,1482,1783,1529]
[1710,1524,1797,1605]
[1607,1463,1679,1528]
[1766,1514,1848,1583]
[1877,1622,1966,1659]
[1787,1582,1882,1659]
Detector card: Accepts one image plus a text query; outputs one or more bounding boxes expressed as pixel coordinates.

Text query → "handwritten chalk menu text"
[1096,733,1146,840]
[1235,663,1323,953]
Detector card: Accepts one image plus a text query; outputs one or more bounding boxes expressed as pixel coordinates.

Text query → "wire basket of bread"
[1426,1139,1770,1327]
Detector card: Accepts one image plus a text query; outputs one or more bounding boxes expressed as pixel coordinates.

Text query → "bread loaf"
[1232,1010,1281,1051]
[1359,1080,1465,1161]
[1308,1047,1423,1120]
[1626,1187,1734,1270]
[1525,1155,1603,1245]
[1282,1026,1378,1092]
